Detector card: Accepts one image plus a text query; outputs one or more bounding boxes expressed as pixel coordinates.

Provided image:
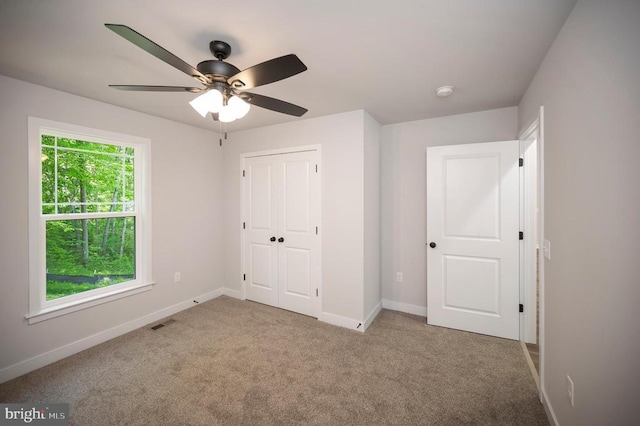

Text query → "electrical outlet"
[566,375,574,407]
[543,239,551,260]
[174,272,181,283]
[396,272,403,282]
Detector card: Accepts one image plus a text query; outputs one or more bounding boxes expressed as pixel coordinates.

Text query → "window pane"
[41,134,135,216]
[41,146,56,207]
[46,217,136,300]
[55,149,132,211]
[124,156,134,204]
[42,135,55,147]
[56,138,131,156]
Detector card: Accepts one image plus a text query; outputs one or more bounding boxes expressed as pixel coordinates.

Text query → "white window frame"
[27,117,153,324]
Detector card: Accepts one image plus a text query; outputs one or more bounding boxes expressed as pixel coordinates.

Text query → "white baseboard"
[193,288,225,304]
[363,301,382,331]
[222,287,243,300]
[382,299,427,317]
[0,288,225,384]
[320,311,364,332]
[520,341,540,390]
[542,387,559,426]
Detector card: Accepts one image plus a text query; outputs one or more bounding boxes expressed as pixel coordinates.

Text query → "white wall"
[363,111,381,322]
[380,107,518,314]
[518,0,640,423]
[0,75,223,377]
[222,110,369,325]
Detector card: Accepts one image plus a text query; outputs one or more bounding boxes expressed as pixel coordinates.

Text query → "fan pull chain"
[219,119,223,146]
[215,117,229,147]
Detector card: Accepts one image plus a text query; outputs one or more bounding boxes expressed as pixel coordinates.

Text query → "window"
[28,118,152,323]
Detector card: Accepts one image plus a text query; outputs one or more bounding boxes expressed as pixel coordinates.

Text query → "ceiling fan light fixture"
[228,96,251,119]
[218,105,237,123]
[189,89,223,117]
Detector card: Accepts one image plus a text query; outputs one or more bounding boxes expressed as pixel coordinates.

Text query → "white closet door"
[244,157,278,307]
[277,151,320,317]
[243,150,320,318]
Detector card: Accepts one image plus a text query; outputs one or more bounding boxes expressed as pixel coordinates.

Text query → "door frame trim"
[518,106,545,399]
[519,126,538,344]
[240,145,322,318]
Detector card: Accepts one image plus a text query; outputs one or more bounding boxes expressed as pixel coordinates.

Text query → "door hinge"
[316,226,318,235]
[519,231,524,240]
[315,164,318,173]
[519,303,524,313]
[519,158,524,167]
[243,274,246,281]
[242,170,245,177]
[243,222,245,229]
[316,288,318,297]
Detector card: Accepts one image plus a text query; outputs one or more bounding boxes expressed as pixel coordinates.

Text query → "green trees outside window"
[41,135,136,300]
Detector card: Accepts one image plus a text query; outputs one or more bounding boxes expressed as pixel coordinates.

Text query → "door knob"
[278,237,284,243]
[270,236,276,242]
[429,242,437,248]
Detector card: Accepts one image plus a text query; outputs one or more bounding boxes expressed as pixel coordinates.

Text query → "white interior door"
[277,152,320,317]
[426,141,520,340]
[243,150,320,318]
[244,157,278,307]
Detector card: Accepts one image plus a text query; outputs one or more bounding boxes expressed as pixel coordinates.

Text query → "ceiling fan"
[105,24,308,122]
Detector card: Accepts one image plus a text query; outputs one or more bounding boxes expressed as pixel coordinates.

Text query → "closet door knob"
[270,236,276,242]
[278,237,284,243]
[429,242,437,248]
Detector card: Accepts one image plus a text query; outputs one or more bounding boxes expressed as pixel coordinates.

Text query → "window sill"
[25,281,155,325]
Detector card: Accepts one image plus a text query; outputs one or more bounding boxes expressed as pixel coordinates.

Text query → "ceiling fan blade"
[240,92,308,117]
[105,24,209,84]
[228,54,307,90]
[109,85,203,93]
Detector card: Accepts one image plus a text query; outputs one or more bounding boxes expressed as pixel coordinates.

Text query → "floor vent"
[150,318,176,330]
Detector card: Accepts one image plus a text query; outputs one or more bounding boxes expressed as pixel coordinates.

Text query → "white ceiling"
[0,0,576,132]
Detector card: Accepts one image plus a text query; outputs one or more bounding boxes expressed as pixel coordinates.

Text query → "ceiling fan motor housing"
[197,60,241,83]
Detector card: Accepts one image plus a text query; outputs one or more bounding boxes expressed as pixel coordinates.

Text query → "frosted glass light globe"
[228,96,251,119]
[218,105,237,123]
[189,89,223,117]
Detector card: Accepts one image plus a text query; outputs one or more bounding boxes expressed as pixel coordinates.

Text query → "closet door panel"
[278,151,320,317]
[244,158,278,307]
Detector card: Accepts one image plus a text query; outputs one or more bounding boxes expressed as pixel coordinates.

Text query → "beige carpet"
[0,296,548,425]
